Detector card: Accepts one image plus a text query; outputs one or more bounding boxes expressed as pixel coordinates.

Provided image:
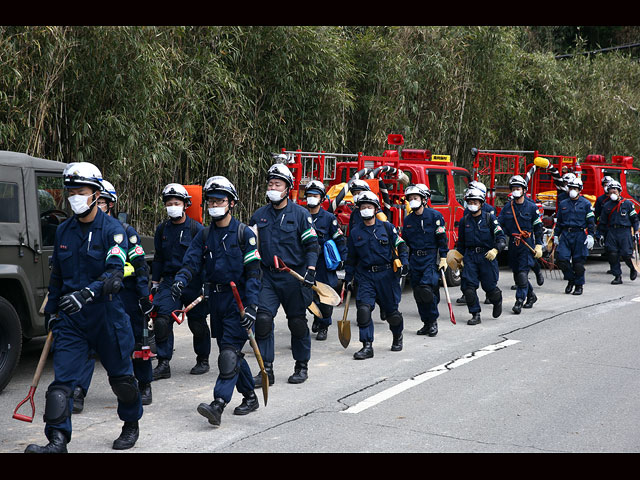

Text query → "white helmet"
[355,190,381,210]
[404,183,431,200]
[464,187,486,203]
[468,180,487,195]
[162,183,192,206]
[304,179,326,197]
[267,163,294,188]
[606,180,622,192]
[349,179,371,193]
[562,172,576,184]
[63,162,103,191]
[508,175,527,190]
[566,177,583,191]
[99,179,118,203]
[204,176,239,202]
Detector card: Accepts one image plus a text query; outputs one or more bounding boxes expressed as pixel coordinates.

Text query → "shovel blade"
[338,320,350,348]
[261,374,269,406]
[312,282,341,306]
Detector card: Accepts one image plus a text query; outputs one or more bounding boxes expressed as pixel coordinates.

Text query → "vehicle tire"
[445,266,461,287]
[0,296,23,393]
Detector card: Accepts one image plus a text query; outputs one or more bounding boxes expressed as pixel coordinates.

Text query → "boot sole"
[233,404,259,416]
[197,404,221,426]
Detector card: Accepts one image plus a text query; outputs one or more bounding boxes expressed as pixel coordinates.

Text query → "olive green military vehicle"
[0,152,154,393]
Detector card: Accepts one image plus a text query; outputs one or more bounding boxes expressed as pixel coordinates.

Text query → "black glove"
[44,313,59,332]
[336,261,344,271]
[150,283,160,296]
[170,281,184,301]
[345,278,356,292]
[58,288,94,315]
[139,295,154,316]
[241,304,257,330]
[400,265,409,278]
[303,268,316,289]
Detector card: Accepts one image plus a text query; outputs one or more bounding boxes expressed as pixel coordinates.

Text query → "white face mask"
[306,197,320,207]
[266,189,285,203]
[409,199,422,210]
[208,207,227,219]
[569,189,579,199]
[467,204,480,213]
[511,189,523,198]
[610,193,619,202]
[166,205,184,219]
[360,208,375,219]
[68,194,93,215]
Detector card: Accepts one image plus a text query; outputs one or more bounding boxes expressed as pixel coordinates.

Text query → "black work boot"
[456,295,467,305]
[112,421,139,450]
[311,318,320,333]
[353,342,374,360]
[416,324,429,335]
[153,359,171,380]
[233,391,259,415]
[190,357,210,375]
[197,398,226,427]
[391,333,403,352]
[523,292,537,309]
[316,327,328,341]
[72,386,85,414]
[535,269,545,286]
[492,298,502,319]
[467,312,482,325]
[254,362,274,388]
[427,322,438,337]
[565,281,574,294]
[139,383,152,406]
[25,429,68,453]
[484,297,492,304]
[611,275,623,285]
[512,299,524,314]
[630,267,638,281]
[287,361,308,384]
[572,284,583,295]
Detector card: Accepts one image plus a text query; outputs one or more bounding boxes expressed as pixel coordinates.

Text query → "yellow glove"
[124,262,135,278]
[484,248,498,261]
[534,156,550,169]
[446,249,463,270]
[534,244,543,259]
[438,257,447,270]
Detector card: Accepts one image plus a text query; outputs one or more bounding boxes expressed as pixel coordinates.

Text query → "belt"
[610,224,630,229]
[565,227,585,233]
[366,263,392,272]
[209,283,231,293]
[466,246,489,253]
[412,249,434,257]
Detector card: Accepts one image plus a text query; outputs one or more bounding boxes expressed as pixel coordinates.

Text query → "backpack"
[323,239,342,270]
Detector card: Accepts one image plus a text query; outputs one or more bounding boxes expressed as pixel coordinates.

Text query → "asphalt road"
[2,256,639,454]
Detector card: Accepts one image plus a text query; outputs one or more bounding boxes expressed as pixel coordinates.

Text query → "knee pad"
[514,271,528,288]
[43,385,72,425]
[317,302,333,320]
[386,310,403,327]
[187,316,210,338]
[287,316,309,339]
[413,284,434,304]
[608,251,620,264]
[153,315,171,343]
[356,304,372,328]
[255,311,273,340]
[573,261,585,277]
[556,259,570,272]
[486,288,502,305]
[218,347,244,380]
[109,375,139,405]
[463,288,479,306]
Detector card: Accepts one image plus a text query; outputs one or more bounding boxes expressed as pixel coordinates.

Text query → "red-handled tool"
[171,294,204,325]
[13,331,53,422]
[440,269,456,325]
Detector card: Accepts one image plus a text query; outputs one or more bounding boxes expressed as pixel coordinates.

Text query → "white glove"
[553,236,559,246]
[584,235,594,250]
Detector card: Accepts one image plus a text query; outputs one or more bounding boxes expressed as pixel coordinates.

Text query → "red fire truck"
[278,134,473,286]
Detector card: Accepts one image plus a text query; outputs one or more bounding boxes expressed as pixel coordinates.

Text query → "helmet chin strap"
[77,192,99,218]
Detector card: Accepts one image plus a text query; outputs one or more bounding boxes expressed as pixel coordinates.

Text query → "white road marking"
[631,297,640,302]
[342,339,521,414]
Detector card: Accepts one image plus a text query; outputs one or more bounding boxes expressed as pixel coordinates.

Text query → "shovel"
[273,256,341,306]
[13,331,53,422]
[440,269,456,325]
[631,227,640,270]
[171,294,205,325]
[229,282,268,406]
[337,289,352,348]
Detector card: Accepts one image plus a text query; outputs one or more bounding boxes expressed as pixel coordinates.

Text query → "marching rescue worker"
[448,186,506,325]
[456,180,497,306]
[248,163,319,385]
[172,176,262,427]
[344,190,409,359]
[594,176,614,224]
[596,180,639,284]
[554,177,596,295]
[25,163,142,453]
[498,175,544,314]
[304,180,348,341]
[402,184,448,336]
[347,179,372,231]
[151,184,210,380]
[71,180,155,412]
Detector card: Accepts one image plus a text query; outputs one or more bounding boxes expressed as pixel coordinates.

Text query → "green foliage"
[1,26,640,234]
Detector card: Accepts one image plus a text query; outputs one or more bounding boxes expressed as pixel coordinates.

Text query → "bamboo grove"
[2,26,640,235]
